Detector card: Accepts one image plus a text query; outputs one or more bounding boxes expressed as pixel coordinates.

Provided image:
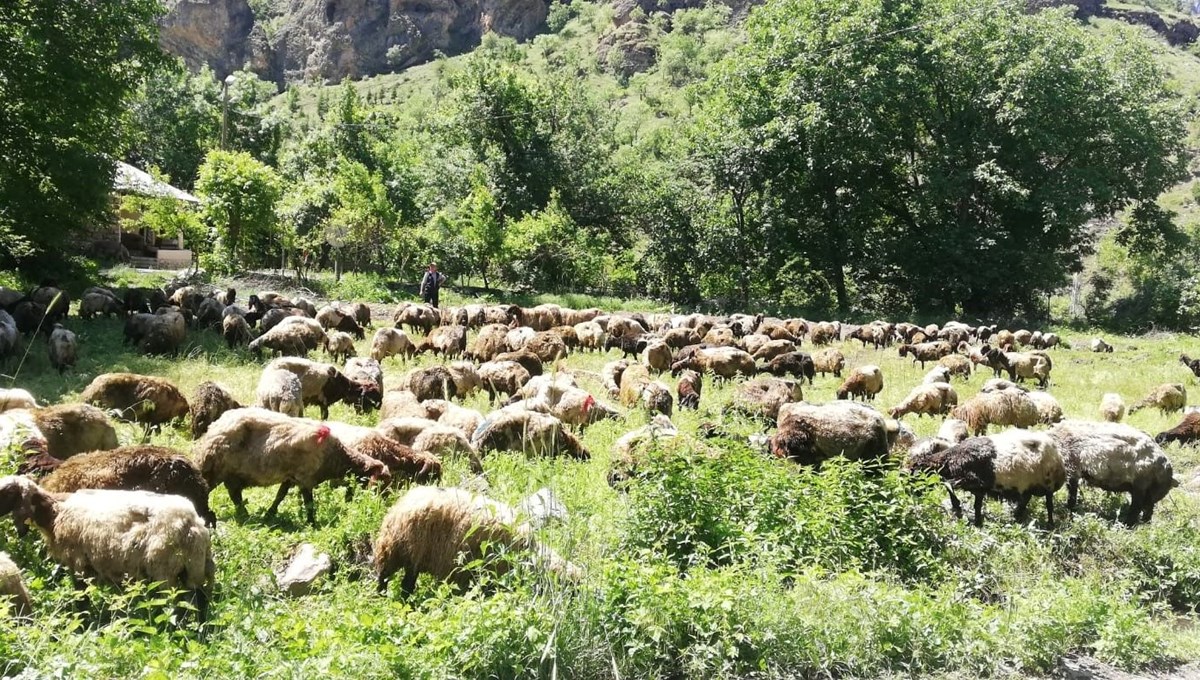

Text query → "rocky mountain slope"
[161,0,1200,85]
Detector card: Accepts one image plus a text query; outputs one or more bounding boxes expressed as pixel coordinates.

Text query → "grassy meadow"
[4,282,1200,677]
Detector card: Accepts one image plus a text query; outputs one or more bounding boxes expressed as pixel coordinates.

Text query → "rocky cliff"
[160,0,550,85]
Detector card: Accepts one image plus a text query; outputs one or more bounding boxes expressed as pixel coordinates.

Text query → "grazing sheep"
[618,364,673,416]
[125,308,187,355]
[79,292,124,320]
[609,415,684,486]
[397,365,456,403]
[81,373,189,430]
[0,476,214,615]
[906,428,1065,527]
[662,327,700,349]
[641,340,673,373]
[922,366,952,385]
[1092,338,1114,353]
[189,382,242,439]
[898,341,952,368]
[1012,330,1033,347]
[986,348,1052,388]
[472,409,589,459]
[550,387,620,427]
[601,360,629,398]
[256,368,305,417]
[808,322,837,346]
[267,357,376,418]
[771,401,891,466]
[0,311,17,366]
[937,354,973,380]
[573,321,607,353]
[193,297,224,330]
[0,552,32,616]
[836,365,884,402]
[0,389,37,413]
[1156,411,1200,446]
[889,382,958,419]
[373,486,579,597]
[812,348,845,378]
[222,313,253,349]
[677,370,702,410]
[493,350,544,378]
[1100,393,1126,423]
[1130,384,1187,415]
[40,445,215,526]
[1028,391,1064,425]
[726,378,803,422]
[525,332,568,363]
[669,347,756,380]
[411,426,482,472]
[760,351,816,384]
[321,421,442,489]
[478,361,533,403]
[249,317,325,358]
[195,408,391,525]
[1049,420,1175,524]
[324,330,357,363]
[939,418,970,443]
[258,307,307,333]
[950,390,1040,436]
[19,405,119,462]
[376,416,441,446]
[371,328,415,363]
[421,326,467,359]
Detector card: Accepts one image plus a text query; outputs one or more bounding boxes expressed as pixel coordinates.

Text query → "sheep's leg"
[946,487,964,519]
[266,482,292,518]
[973,493,985,527]
[301,487,317,526]
[226,484,248,518]
[1013,493,1031,523]
[1044,492,1055,529]
[1067,478,1080,511]
[400,569,418,597]
[1122,492,1144,526]
[319,402,330,420]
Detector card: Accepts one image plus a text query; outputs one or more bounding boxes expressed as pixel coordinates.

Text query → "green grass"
[4,296,1200,675]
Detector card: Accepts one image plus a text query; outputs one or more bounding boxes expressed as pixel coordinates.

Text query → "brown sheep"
[48,325,77,374]
[466,324,511,362]
[677,370,702,410]
[420,325,467,358]
[267,357,376,418]
[30,404,120,461]
[525,331,568,363]
[393,303,439,336]
[222,313,253,349]
[836,365,884,402]
[190,382,242,439]
[471,409,589,459]
[897,341,952,369]
[478,361,533,402]
[371,327,416,362]
[1130,384,1187,415]
[494,350,544,378]
[80,373,190,430]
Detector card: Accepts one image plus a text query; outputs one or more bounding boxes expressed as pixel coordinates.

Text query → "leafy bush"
[621,442,951,581]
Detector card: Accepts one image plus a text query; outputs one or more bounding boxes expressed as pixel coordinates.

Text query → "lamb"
[256,367,305,417]
[573,321,606,353]
[248,317,325,358]
[373,486,579,597]
[669,347,756,380]
[1156,411,1200,446]
[40,445,216,526]
[986,348,1052,388]
[222,313,253,349]
[1100,393,1126,423]
[0,552,32,616]
[1092,338,1115,353]
[761,351,816,384]
[905,428,1065,528]
[836,365,884,402]
[471,409,590,459]
[0,388,37,413]
[603,333,646,359]
[78,292,124,320]
[770,401,892,466]
[80,373,190,430]
[677,370,702,410]
[812,348,846,378]
[478,361,533,403]
[726,378,803,422]
[950,390,1040,436]
[1048,420,1175,524]
[189,381,242,439]
[888,382,958,419]
[0,476,214,616]
[1028,391,1064,424]
[267,357,377,418]
[1130,383,1187,415]
[937,354,973,380]
[371,328,416,363]
[195,408,392,525]
[1181,354,1200,379]
[324,330,357,363]
[420,326,468,359]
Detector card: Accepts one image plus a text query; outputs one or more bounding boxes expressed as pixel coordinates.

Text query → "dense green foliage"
[0,0,163,269]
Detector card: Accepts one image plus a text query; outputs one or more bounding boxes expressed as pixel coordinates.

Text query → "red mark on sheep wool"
[316,424,331,444]
[583,395,595,413]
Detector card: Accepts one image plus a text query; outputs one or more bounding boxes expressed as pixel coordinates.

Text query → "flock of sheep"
[1,281,1199,621]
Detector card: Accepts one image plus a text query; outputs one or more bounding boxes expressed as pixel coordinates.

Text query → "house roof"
[113,162,200,204]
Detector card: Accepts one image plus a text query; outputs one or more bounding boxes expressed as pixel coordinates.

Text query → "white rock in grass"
[519,487,567,528]
[275,543,331,597]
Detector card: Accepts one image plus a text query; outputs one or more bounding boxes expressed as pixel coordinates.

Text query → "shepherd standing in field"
[420,262,448,308]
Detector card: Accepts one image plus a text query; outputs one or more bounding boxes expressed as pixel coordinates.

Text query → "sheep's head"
[0,475,50,537]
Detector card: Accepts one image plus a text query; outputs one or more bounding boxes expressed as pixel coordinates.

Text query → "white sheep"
[888,382,958,419]
[48,324,77,374]
[0,388,37,413]
[0,551,32,616]
[1027,390,1064,425]
[1048,420,1175,524]
[950,389,1040,436]
[836,365,884,402]
[373,486,579,597]
[922,366,952,385]
[255,367,304,417]
[471,410,589,459]
[0,476,214,616]
[1100,393,1126,423]
[371,327,415,362]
